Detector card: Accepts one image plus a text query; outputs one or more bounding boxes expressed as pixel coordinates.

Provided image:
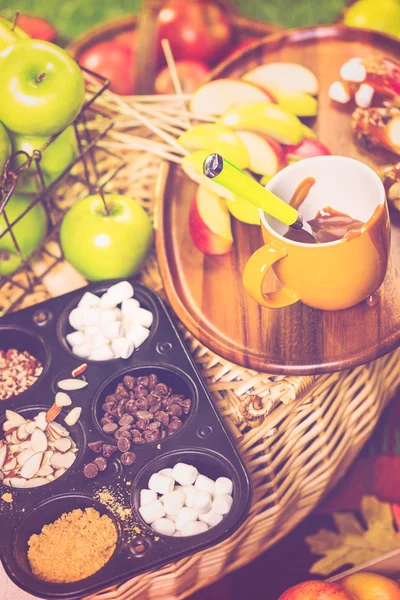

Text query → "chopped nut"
[72,363,88,378]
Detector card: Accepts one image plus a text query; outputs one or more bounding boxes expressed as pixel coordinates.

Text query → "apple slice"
[190,79,273,116]
[236,131,284,176]
[301,123,317,139]
[266,88,317,117]
[243,62,319,95]
[225,195,260,225]
[178,124,250,169]
[218,102,304,145]
[285,137,331,161]
[189,186,233,255]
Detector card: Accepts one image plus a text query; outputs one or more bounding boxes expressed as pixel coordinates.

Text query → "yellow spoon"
[203,153,314,238]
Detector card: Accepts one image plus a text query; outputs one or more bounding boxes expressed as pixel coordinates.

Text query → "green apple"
[9,126,78,193]
[218,102,304,145]
[60,193,153,281]
[0,40,85,136]
[0,193,47,275]
[0,16,29,53]
[344,0,400,36]
[225,194,260,225]
[178,124,250,169]
[301,123,317,139]
[265,88,317,117]
[0,122,11,172]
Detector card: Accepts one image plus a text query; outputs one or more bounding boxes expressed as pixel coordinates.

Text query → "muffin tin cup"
[0,280,252,599]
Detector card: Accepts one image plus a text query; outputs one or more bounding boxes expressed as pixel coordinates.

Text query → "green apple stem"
[12,11,20,31]
[36,73,46,84]
[98,188,110,216]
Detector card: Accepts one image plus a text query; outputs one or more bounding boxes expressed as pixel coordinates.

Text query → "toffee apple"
[0,16,29,53]
[0,193,47,276]
[10,126,78,193]
[0,40,85,136]
[236,131,284,175]
[190,79,273,116]
[243,63,319,96]
[218,102,304,145]
[16,14,57,42]
[278,581,356,600]
[79,40,135,96]
[155,60,210,94]
[60,193,153,281]
[340,572,400,599]
[178,124,250,169]
[0,122,11,172]
[189,186,233,255]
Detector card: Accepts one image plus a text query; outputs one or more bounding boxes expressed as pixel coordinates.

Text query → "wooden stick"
[161,38,191,129]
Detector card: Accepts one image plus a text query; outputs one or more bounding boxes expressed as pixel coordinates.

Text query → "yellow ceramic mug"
[243,156,391,311]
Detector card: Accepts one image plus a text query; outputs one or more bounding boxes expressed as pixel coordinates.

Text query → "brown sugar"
[27,507,117,583]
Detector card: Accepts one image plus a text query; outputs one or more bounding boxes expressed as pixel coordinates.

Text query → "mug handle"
[243,242,299,308]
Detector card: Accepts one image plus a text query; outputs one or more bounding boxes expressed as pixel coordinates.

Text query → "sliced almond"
[58,379,88,391]
[24,477,48,488]
[54,468,66,478]
[17,449,36,467]
[16,424,29,441]
[42,450,54,467]
[34,412,47,431]
[24,421,37,435]
[31,429,48,453]
[9,444,21,454]
[53,438,72,453]
[37,464,54,477]
[48,422,70,438]
[3,457,17,472]
[46,474,56,482]
[55,392,72,407]
[19,440,33,450]
[64,407,82,427]
[3,478,10,486]
[10,431,19,444]
[0,445,7,469]
[50,451,76,470]
[20,453,43,479]
[9,477,27,488]
[5,410,26,427]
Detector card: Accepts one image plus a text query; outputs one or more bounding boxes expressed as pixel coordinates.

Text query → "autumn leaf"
[305,496,400,575]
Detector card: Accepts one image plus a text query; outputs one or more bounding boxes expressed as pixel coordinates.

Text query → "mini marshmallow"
[99,292,118,309]
[82,325,100,338]
[102,321,123,340]
[181,521,208,537]
[183,485,197,508]
[192,490,212,515]
[162,490,185,515]
[214,477,233,496]
[328,81,351,104]
[148,473,175,496]
[151,517,176,536]
[112,338,134,359]
[175,507,199,531]
[195,474,215,496]
[212,494,233,515]
[125,324,150,348]
[199,510,223,528]
[73,342,91,358]
[166,514,177,522]
[140,489,157,506]
[172,463,198,487]
[139,500,165,524]
[66,331,85,348]
[81,307,101,327]
[69,307,85,330]
[130,307,153,329]
[340,57,367,83]
[99,309,118,326]
[121,298,140,316]
[107,281,134,304]
[78,291,100,308]
[87,333,109,349]
[355,83,374,108]
[158,468,174,478]
[89,345,115,361]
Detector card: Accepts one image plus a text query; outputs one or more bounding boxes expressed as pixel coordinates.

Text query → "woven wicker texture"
[1,91,399,600]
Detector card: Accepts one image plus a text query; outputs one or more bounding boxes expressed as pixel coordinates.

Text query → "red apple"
[285,137,331,161]
[340,572,400,599]
[237,131,285,176]
[157,0,233,65]
[279,581,356,600]
[79,41,135,95]
[189,185,233,255]
[16,14,57,42]
[155,60,210,94]
[113,29,137,51]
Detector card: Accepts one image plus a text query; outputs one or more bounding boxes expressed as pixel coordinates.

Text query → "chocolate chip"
[148,374,158,389]
[102,444,118,458]
[88,441,103,454]
[105,395,117,403]
[125,400,137,415]
[149,400,162,414]
[169,404,183,417]
[154,383,169,396]
[135,398,149,411]
[121,451,136,466]
[94,457,108,471]
[115,383,129,396]
[137,376,149,387]
[83,463,99,479]
[114,428,132,440]
[147,421,161,430]
[119,414,134,427]
[143,429,160,443]
[135,385,148,398]
[155,411,170,427]
[118,437,131,453]
[103,422,118,433]
[136,410,153,421]
[102,402,116,414]
[123,375,136,390]
[168,417,183,434]
[160,429,167,440]
[135,419,147,431]
[130,429,141,438]
[132,435,146,444]
[170,394,184,402]
[179,399,191,415]
[115,405,125,419]
[100,416,114,426]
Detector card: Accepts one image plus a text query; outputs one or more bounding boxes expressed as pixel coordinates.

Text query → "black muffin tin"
[0,280,252,599]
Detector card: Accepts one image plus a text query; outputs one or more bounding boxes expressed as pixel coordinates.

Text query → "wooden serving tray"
[156,25,400,375]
